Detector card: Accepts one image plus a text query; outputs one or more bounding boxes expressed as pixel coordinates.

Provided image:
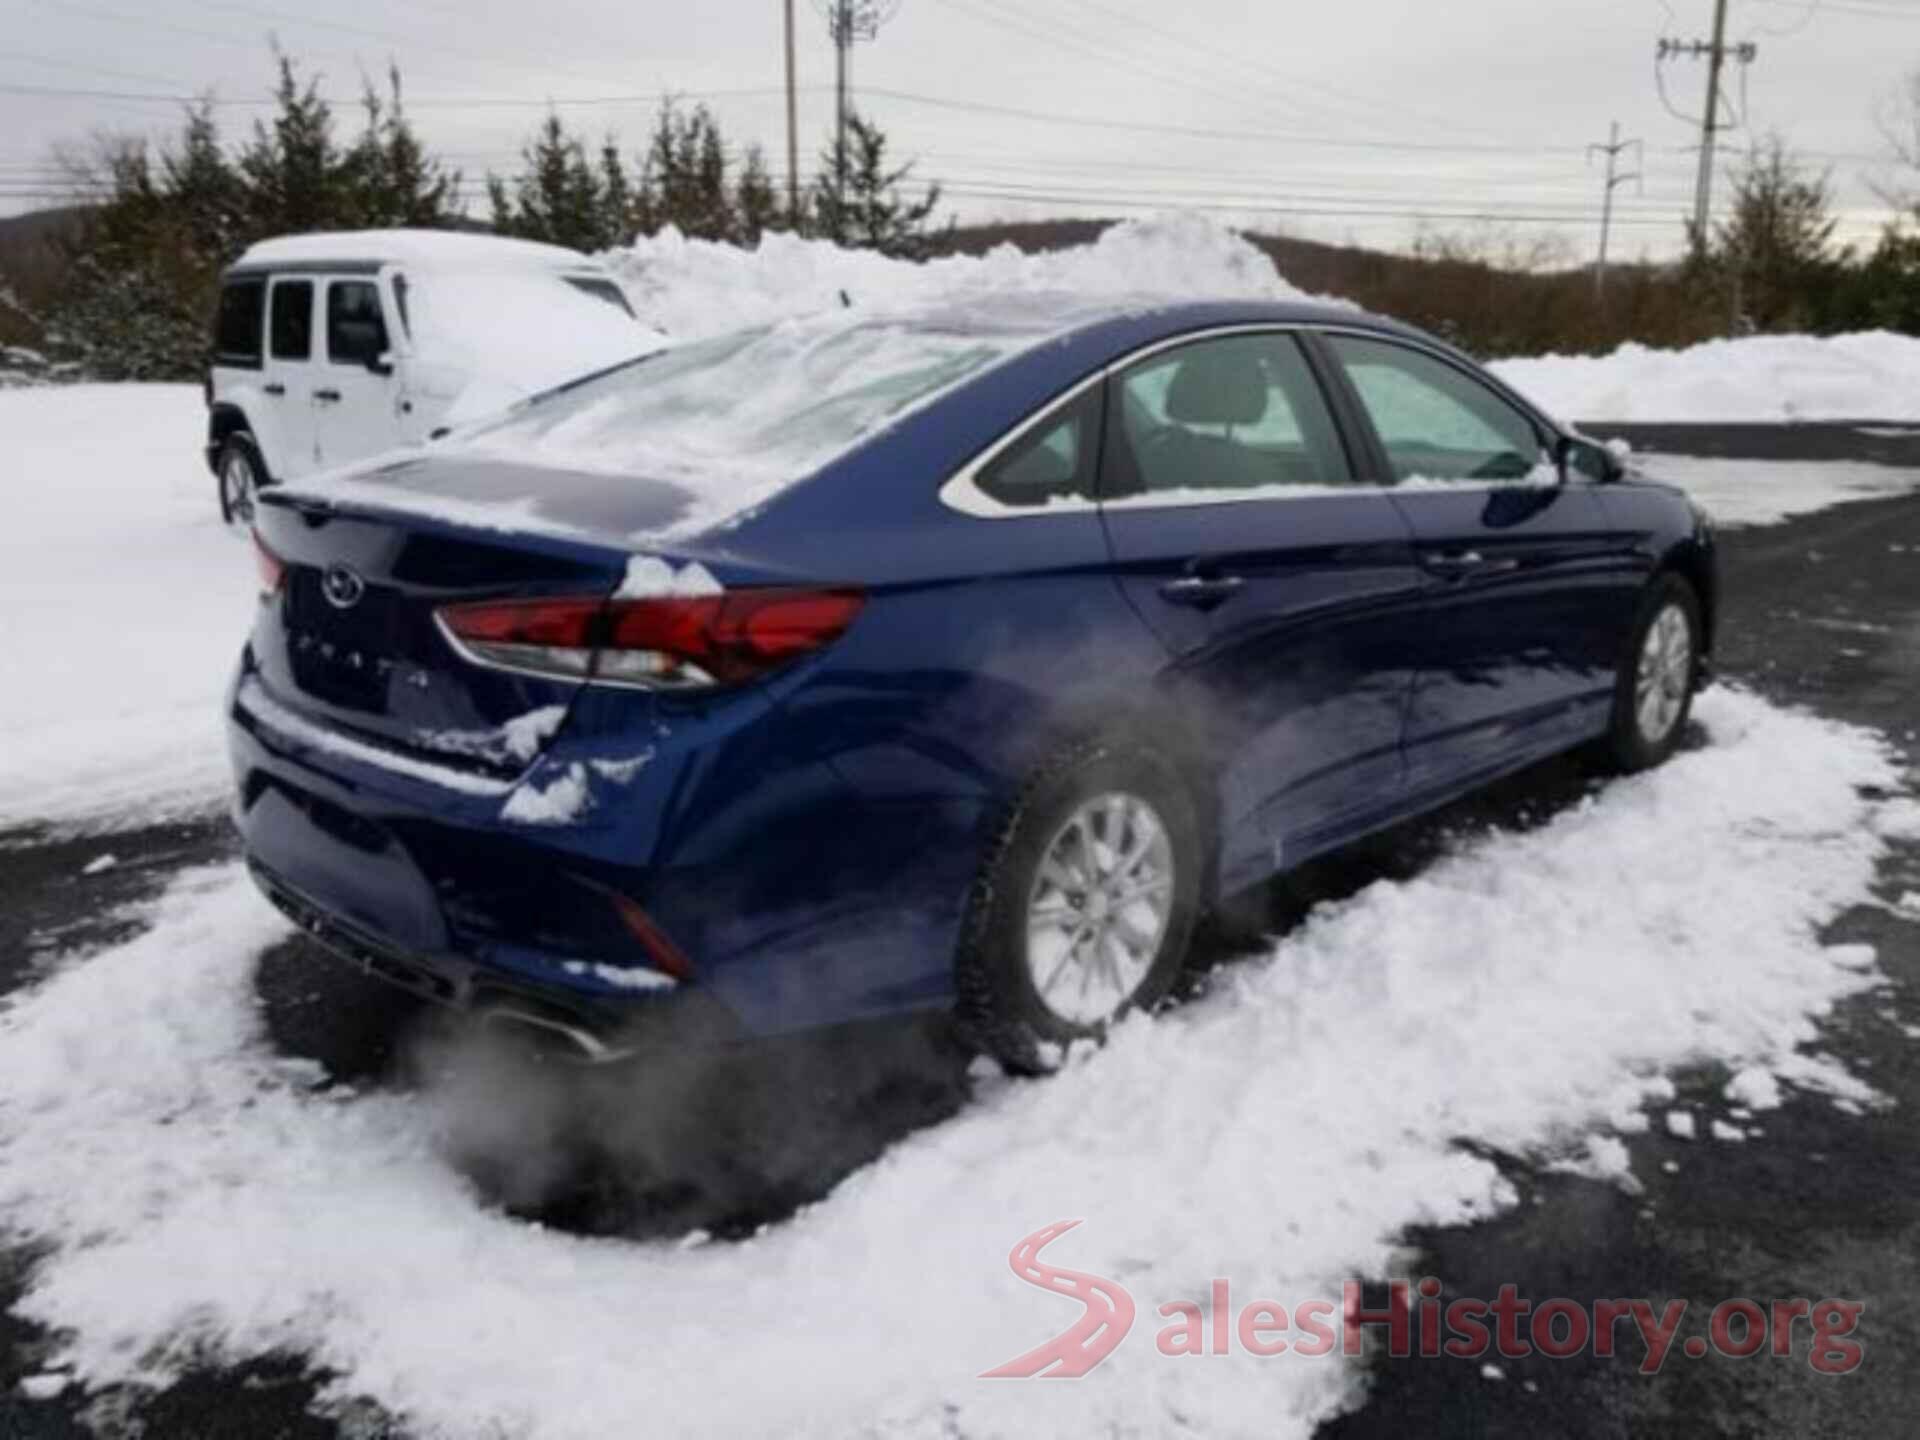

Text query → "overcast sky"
[2,0,1915,263]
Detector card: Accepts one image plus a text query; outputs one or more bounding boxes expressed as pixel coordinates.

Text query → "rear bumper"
[247,857,742,1057]
[225,648,967,1041]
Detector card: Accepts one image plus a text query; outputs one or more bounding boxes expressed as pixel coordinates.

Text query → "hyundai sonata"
[229,296,1716,1068]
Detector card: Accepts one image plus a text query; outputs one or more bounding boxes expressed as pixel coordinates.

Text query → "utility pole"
[784,0,800,220]
[1657,2,1758,247]
[1587,121,1643,302]
[813,0,902,165]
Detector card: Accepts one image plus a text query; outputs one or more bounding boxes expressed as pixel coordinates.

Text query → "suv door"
[1318,332,1642,793]
[263,276,320,479]
[1095,330,1426,888]
[315,275,399,470]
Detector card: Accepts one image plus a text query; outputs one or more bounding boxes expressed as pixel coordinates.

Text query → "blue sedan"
[228,297,1716,1069]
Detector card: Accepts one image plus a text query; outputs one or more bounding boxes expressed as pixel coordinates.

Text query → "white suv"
[205,230,655,522]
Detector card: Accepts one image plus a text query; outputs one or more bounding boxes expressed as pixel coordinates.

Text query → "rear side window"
[1104,332,1352,500]
[326,280,389,366]
[975,388,1101,509]
[269,280,313,361]
[213,279,264,367]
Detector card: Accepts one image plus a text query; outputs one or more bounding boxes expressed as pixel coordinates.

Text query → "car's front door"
[1317,332,1644,794]
[263,275,320,478]
[1096,329,1427,889]
[314,275,400,470]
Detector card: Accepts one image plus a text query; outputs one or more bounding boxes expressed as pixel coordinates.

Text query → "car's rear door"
[1095,329,1427,888]
[1315,331,1643,794]
[263,274,321,478]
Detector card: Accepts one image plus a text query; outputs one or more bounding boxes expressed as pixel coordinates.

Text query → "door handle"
[1159,574,1245,611]
[263,383,285,397]
[1420,549,1491,580]
[313,388,343,403]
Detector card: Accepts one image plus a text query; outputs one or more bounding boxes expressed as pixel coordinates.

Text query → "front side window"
[1328,335,1545,484]
[326,280,389,366]
[974,388,1100,509]
[1104,332,1351,501]
[269,279,314,362]
[213,279,264,366]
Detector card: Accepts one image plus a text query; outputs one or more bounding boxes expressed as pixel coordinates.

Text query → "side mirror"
[1556,434,1625,484]
[367,350,395,378]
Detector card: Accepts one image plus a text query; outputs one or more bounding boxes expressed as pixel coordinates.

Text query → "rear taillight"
[436,589,864,690]
[252,530,286,600]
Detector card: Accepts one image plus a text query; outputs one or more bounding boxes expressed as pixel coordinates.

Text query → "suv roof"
[226,229,603,277]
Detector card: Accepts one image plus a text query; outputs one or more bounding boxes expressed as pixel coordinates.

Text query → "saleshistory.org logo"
[981,1223,1866,1379]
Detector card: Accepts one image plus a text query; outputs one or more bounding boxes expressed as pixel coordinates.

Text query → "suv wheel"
[956,743,1201,1074]
[216,433,267,527]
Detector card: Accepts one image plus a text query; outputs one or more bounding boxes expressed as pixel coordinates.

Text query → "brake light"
[436,588,864,690]
[252,530,286,600]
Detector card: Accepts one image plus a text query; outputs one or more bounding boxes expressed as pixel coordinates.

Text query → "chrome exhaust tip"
[478,1004,635,1065]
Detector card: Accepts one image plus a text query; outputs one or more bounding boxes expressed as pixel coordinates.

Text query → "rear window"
[213,279,264,367]
[452,315,1035,537]
[270,280,313,361]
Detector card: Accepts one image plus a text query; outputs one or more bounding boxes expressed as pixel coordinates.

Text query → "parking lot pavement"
[3,439,1918,1437]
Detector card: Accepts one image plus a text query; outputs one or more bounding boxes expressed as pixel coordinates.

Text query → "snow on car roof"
[234,228,603,273]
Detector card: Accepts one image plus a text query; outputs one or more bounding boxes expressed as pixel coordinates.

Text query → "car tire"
[216,432,268,527]
[955,741,1202,1075]
[1601,573,1703,773]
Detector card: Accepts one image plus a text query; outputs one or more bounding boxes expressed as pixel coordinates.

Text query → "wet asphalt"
[1,423,1916,1438]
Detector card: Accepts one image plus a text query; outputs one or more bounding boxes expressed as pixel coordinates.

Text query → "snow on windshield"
[445,306,1058,537]
[402,269,660,424]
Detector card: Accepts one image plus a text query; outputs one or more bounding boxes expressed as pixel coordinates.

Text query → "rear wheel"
[956,743,1201,1073]
[216,433,266,527]
[1602,574,1702,772]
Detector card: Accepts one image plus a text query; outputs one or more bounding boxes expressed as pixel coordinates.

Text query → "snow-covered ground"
[2,218,1918,1437]
[0,385,254,830]
[0,693,1912,1438]
[1492,332,1920,425]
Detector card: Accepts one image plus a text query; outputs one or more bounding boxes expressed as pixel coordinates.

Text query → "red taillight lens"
[252,530,286,600]
[437,588,864,690]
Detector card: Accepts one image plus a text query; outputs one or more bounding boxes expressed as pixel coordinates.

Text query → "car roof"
[227,229,603,277]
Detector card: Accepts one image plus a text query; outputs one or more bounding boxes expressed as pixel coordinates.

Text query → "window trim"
[938,321,1569,520]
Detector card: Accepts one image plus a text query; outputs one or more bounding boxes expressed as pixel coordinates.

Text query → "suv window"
[1329,335,1545,484]
[269,280,314,362]
[326,280,389,366]
[974,387,1100,509]
[213,278,265,367]
[1104,332,1351,501]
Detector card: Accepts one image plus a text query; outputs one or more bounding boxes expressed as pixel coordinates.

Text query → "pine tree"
[489,112,611,252]
[347,65,460,227]
[811,113,944,258]
[238,53,346,236]
[734,144,781,245]
[1703,137,1840,333]
[597,138,634,247]
[642,100,737,241]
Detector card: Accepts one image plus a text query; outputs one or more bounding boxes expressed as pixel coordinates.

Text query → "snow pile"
[0,385,255,830]
[605,213,1321,338]
[1491,331,1920,424]
[0,689,1901,1438]
[1634,455,1920,527]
